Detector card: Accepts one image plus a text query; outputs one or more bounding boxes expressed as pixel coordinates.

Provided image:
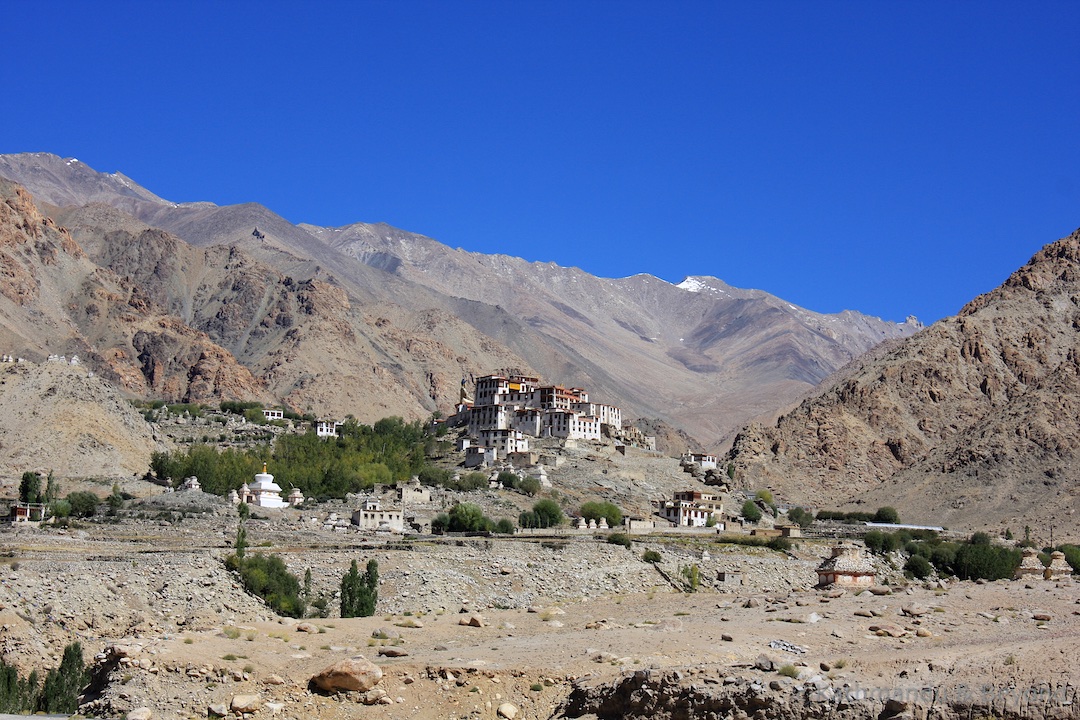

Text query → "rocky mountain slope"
[0,153,917,447]
[725,228,1080,534]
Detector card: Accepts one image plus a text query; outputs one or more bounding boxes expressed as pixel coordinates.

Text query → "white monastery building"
[459,374,624,466]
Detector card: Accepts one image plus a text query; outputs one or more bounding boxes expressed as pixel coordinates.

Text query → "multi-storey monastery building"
[459,374,622,466]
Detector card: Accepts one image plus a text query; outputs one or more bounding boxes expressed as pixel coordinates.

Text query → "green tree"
[44,473,59,504]
[38,642,86,714]
[532,499,564,528]
[448,503,491,532]
[234,524,248,559]
[741,500,762,523]
[873,506,900,524]
[905,554,933,579]
[518,476,541,496]
[66,491,99,518]
[107,483,124,513]
[787,507,815,528]
[493,518,515,534]
[755,489,774,505]
[341,559,379,618]
[18,472,42,504]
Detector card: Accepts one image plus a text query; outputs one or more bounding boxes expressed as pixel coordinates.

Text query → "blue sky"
[2,1,1078,323]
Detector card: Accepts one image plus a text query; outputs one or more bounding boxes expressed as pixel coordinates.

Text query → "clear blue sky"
[3,1,1078,323]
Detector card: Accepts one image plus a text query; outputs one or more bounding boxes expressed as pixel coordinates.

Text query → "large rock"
[310,655,383,693]
[230,695,263,713]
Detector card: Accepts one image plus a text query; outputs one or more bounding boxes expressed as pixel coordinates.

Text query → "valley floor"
[0,512,1076,720]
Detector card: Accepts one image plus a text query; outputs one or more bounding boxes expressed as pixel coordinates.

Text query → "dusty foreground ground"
[0,514,1077,720]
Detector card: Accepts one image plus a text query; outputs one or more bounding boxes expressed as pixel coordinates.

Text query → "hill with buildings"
[724,227,1080,537]
[0,152,918,448]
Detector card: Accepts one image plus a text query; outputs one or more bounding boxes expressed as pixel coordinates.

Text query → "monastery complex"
[452,374,633,467]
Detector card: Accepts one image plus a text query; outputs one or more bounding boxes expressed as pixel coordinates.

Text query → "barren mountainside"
[726,228,1080,533]
[0,152,917,447]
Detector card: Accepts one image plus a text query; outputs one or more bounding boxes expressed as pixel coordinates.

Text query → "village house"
[659,490,725,528]
[316,420,343,438]
[398,478,431,504]
[681,451,718,471]
[817,542,877,588]
[351,497,404,533]
[262,409,284,421]
[10,502,47,523]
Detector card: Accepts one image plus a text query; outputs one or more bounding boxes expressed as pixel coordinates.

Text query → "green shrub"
[786,507,815,528]
[680,563,700,591]
[642,549,662,563]
[493,518,515,534]
[340,559,379,618]
[607,533,632,548]
[518,476,541,496]
[580,500,622,528]
[778,664,799,679]
[904,554,933,579]
[741,500,762,523]
[447,503,492,532]
[953,543,1020,581]
[530,499,564,528]
[227,552,305,618]
[65,491,99,518]
[767,536,792,552]
[873,506,900,524]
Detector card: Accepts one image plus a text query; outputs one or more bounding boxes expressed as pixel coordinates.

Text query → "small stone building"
[816,542,876,588]
[351,497,404,533]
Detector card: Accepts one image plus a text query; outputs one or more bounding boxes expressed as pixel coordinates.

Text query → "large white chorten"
[241,464,288,508]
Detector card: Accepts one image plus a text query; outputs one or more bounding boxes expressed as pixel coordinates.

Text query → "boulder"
[230,694,263,713]
[498,702,519,719]
[296,622,319,633]
[310,655,383,693]
[378,646,410,657]
[459,614,486,627]
[126,709,152,720]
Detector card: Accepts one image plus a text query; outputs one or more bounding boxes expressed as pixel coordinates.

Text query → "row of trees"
[0,642,86,714]
[150,416,431,499]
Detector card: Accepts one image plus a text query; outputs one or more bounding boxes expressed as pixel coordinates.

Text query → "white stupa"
[242,463,288,508]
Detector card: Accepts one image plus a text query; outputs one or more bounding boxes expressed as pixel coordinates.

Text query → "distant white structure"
[179,476,201,492]
[240,464,288,508]
[681,451,718,471]
[660,490,725,528]
[316,420,343,438]
[287,488,305,506]
[263,409,285,421]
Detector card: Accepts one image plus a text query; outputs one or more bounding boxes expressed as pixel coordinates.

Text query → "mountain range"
[0,152,918,449]
[725,229,1080,533]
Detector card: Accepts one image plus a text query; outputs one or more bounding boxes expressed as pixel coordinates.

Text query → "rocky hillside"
[725,228,1080,534]
[0,360,162,480]
[0,153,918,447]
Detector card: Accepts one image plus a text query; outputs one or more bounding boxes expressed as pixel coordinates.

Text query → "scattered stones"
[459,614,487,627]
